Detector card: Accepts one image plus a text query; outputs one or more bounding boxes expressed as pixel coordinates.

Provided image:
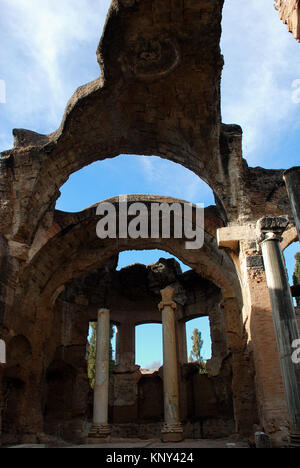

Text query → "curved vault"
[19,195,241,312]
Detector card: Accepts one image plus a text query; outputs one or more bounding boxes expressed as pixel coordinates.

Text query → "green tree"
[293,252,300,307]
[109,324,115,374]
[189,328,206,373]
[88,322,115,389]
[88,322,97,389]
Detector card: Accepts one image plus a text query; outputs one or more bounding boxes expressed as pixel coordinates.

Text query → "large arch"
[0,193,258,442]
[20,196,241,313]
[0,0,227,244]
[1,1,290,247]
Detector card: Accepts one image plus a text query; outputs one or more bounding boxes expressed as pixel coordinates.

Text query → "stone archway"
[0,0,298,447]
[22,197,239,308]
[18,195,251,438]
[0,0,292,247]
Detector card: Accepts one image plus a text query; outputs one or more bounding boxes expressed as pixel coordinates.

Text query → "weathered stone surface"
[275,0,300,42]
[255,431,272,449]
[0,0,299,448]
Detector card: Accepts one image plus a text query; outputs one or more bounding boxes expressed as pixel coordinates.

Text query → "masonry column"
[88,308,111,441]
[283,167,300,240]
[258,216,300,447]
[159,286,183,442]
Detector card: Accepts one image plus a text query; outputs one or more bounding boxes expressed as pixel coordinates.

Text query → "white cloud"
[0,0,111,138]
[139,156,215,205]
[144,361,161,370]
[1,0,300,169]
[221,0,300,166]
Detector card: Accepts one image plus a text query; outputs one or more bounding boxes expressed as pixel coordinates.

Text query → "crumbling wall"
[0,0,297,448]
[34,257,242,442]
[275,0,300,42]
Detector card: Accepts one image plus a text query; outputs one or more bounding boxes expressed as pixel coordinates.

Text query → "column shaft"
[159,286,183,442]
[261,232,300,441]
[89,308,111,439]
[162,305,180,424]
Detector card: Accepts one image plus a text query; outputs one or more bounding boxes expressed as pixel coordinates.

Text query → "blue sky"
[1,0,300,367]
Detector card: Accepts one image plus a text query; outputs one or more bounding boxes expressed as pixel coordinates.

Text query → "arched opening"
[135,323,163,371]
[186,316,212,367]
[56,154,216,213]
[19,191,242,442]
[117,249,191,273]
[135,323,164,429]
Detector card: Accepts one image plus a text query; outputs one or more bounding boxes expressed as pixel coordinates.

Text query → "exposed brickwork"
[0,0,299,448]
[238,241,290,446]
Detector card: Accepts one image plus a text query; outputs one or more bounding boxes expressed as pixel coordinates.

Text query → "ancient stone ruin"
[0,0,300,448]
[275,0,300,42]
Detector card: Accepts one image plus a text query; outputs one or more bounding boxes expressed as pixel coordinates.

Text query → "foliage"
[88,322,115,389]
[109,324,115,374]
[189,328,206,374]
[88,322,97,389]
[293,252,300,307]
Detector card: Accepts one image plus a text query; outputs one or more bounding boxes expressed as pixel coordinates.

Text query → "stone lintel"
[217,225,256,250]
[217,218,290,252]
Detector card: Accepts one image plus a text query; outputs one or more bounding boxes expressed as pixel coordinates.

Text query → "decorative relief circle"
[121,35,180,80]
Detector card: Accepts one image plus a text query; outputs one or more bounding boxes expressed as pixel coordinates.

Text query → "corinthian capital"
[257,216,289,244]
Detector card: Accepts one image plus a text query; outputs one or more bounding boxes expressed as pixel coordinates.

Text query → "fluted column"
[159,286,183,442]
[258,216,300,447]
[88,308,111,441]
